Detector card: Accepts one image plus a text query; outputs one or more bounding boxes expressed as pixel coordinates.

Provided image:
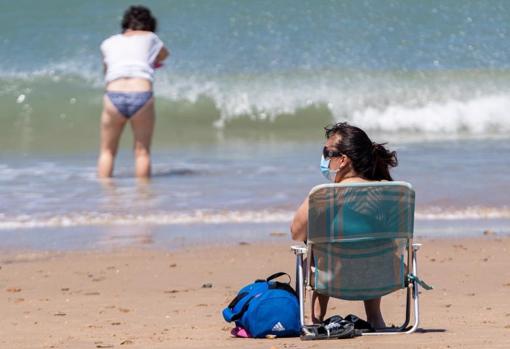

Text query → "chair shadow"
[415,328,447,333]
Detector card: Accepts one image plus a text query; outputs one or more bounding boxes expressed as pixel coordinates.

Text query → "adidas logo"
[272,322,286,332]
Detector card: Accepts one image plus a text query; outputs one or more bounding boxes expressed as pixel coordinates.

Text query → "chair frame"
[291,182,423,335]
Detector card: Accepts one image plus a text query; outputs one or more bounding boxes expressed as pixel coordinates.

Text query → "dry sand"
[1,236,510,348]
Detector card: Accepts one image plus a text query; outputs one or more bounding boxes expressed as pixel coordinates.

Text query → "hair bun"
[372,142,398,168]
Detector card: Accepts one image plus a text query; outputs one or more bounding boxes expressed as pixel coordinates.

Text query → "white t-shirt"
[101,32,164,83]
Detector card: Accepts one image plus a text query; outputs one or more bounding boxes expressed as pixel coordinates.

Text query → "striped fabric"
[307,182,415,300]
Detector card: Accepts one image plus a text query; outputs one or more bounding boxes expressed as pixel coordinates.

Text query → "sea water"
[1,1,509,249]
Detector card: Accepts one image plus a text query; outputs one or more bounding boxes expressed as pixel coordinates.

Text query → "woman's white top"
[101,32,164,83]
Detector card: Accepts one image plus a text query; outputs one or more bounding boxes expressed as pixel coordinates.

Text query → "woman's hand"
[290,197,309,241]
[154,47,170,68]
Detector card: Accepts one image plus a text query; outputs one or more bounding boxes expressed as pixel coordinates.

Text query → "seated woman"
[290,122,398,328]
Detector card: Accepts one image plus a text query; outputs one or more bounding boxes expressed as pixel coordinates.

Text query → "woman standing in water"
[98,5,169,178]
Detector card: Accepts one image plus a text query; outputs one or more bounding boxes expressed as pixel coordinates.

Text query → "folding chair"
[291,181,431,335]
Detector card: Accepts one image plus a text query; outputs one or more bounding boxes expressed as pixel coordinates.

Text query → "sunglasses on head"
[323,146,343,159]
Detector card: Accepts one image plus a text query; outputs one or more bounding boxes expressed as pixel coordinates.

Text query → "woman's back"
[101,32,164,84]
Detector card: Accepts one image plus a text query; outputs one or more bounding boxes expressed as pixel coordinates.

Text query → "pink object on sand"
[231,326,251,338]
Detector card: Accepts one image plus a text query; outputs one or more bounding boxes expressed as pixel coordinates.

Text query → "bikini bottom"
[106,91,153,118]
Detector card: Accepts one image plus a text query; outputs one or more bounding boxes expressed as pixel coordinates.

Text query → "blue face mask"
[320,155,338,182]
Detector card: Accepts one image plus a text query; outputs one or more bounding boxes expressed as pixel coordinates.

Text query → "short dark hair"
[121,5,157,32]
[325,122,398,181]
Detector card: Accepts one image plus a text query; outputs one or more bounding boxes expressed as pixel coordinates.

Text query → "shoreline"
[1,219,509,253]
[2,236,510,348]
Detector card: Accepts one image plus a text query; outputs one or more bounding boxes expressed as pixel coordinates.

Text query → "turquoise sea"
[1,1,510,249]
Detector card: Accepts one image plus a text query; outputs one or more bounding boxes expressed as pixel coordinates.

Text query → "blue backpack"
[222,272,301,338]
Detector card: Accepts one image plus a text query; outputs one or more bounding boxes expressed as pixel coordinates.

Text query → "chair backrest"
[307,181,415,300]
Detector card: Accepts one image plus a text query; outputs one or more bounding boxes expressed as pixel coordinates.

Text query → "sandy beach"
[1,235,509,349]
[3,2,510,348]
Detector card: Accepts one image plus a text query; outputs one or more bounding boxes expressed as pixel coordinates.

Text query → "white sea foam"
[351,94,510,134]
[416,206,510,220]
[156,73,510,136]
[1,206,509,230]
[0,210,294,230]
[2,66,510,138]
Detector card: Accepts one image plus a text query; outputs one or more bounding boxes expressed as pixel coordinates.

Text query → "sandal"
[344,314,375,332]
[301,316,358,340]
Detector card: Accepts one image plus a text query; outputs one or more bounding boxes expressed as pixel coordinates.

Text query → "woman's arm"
[290,197,309,241]
[155,47,169,64]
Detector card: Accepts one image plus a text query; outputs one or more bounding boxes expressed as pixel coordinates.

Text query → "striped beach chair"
[292,181,431,335]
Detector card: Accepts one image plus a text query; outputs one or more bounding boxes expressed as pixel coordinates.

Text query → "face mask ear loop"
[320,155,333,181]
[331,156,348,183]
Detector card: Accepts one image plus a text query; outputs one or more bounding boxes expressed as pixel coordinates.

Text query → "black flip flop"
[344,314,375,332]
[301,316,358,340]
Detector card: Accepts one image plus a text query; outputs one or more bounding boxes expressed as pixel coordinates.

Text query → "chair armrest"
[291,244,307,255]
[412,243,422,252]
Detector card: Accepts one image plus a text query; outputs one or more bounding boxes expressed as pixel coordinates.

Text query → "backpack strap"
[266,272,297,296]
[222,291,254,322]
[268,281,297,296]
[266,272,291,284]
[226,291,249,309]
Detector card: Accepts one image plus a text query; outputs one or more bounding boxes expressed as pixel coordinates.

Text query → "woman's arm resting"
[155,47,169,63]
[290,197,309,241]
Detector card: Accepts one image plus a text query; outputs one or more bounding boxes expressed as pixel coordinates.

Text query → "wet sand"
[1,236,510,348]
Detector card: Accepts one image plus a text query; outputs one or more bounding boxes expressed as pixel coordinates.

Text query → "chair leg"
[291,245,307,327]
[363,243,422,336]
[406,243,421,333]
[297,252,305,327]
[401,287,411,330]
[392,287,411,332]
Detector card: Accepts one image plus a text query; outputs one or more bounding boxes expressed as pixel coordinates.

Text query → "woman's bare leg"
[311,292,329,323]
[98,96,127,178]
[130,97,155,178]
[364,297,386,329]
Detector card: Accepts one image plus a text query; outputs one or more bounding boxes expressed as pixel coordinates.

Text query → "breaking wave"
[2,67,510,141]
